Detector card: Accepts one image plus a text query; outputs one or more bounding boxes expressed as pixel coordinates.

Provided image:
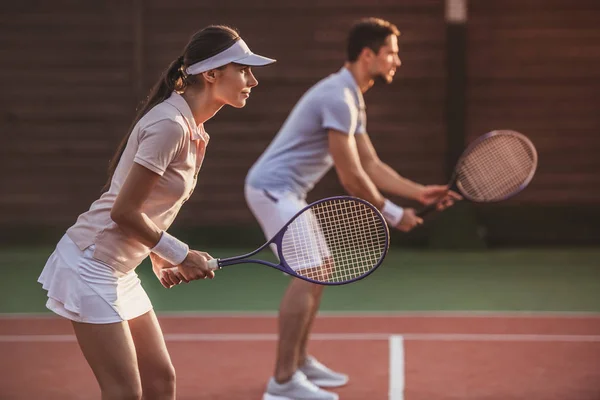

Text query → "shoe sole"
[263,393,339,400]
[263,394,292,400]
[309,378,349,388]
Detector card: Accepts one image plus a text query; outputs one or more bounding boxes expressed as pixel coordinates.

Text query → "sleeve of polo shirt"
[321,88,360,135]
[355,107,367,135]
[134,119,186,176]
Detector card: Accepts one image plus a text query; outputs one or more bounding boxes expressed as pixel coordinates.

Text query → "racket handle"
[207,259,220,270]
[416,203,438,218]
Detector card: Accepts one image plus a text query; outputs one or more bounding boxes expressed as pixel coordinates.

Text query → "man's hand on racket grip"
[177,250,215,281]
[395,208,423,232]
[417,185,462,210]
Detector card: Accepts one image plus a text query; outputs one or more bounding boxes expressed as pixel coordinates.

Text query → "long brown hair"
[102,25,240,192]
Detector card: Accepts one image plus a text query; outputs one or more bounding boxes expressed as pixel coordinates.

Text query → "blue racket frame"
[210,195,390,286]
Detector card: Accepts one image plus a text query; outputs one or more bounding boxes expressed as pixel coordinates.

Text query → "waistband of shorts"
[244,184,307,200]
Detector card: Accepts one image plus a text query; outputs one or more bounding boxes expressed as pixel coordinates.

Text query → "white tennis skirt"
[38,234,153,324]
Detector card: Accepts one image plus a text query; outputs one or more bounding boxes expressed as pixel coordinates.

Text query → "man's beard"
[373,72,392,85]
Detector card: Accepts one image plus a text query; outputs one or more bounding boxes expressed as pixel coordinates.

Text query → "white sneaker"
[298,356,349,388]
[262,371,339,400]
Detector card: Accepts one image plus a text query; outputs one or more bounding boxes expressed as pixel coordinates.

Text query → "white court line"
[2,310,600,319]
[159,311,600,318]
[389,335,405,400]
[2,332,600,343]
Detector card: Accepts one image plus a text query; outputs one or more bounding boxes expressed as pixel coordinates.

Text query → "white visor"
[185,39,276,75]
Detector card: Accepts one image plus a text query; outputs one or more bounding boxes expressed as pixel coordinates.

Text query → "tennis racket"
[418,130,538,217]
[207,196,390,285]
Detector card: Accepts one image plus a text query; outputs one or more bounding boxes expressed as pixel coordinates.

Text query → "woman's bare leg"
[71,320,142,400]
[128,310,176,400]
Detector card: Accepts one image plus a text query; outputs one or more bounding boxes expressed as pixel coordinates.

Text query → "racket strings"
[457,134,537,201]
[281,199,388,283]
[311,200,385,283]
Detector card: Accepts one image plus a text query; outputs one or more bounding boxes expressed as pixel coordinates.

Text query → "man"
[246,18,458,400]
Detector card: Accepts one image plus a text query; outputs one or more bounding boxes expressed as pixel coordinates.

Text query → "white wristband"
[381,199,404,226]
[151,232,189,265]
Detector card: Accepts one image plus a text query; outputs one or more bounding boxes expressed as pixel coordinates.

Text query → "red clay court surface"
[1,314,599,400]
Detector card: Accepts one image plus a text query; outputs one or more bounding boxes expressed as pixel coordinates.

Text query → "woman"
[38,25,275,399]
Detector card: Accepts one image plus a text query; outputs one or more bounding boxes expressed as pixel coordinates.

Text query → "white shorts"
[244,185,330,271]
[38,235,153,324]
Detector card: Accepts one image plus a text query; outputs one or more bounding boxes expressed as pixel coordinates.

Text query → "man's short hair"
[347,17,400,62]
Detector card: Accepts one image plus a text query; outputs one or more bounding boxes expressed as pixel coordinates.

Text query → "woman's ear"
[359,47,376,62]
[202,69,219,83]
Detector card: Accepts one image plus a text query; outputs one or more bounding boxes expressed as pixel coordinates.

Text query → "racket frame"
[209,196,390,285]
[417,130,537,217]
[454,130,538,202]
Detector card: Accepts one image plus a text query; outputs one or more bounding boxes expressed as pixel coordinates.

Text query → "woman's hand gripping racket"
[418,130,538,217]
[207,196,390,285]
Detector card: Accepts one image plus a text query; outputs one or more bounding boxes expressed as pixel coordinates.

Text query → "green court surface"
[2,247,600,314]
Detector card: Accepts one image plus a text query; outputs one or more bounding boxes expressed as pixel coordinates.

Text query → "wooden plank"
[145,0,442,12]
[467,0,600,204]
[0,0,446,227]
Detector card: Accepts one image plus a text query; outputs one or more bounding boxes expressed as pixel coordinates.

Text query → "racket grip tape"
[416,203,438,218]
[207,259,220,270]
